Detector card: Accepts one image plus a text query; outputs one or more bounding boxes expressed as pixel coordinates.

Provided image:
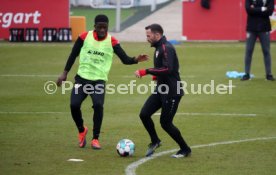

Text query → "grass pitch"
[0,41,275,175]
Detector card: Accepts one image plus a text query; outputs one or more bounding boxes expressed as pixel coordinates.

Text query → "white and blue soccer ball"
[116,139,135,157]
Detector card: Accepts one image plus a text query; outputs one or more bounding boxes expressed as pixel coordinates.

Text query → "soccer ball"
[116,139,135,157]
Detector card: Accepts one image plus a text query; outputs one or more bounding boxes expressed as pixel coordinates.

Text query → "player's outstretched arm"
[113,44,148,65]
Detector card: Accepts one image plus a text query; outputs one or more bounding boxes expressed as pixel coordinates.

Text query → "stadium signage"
[0,0,69,40]
[0,11,42,28]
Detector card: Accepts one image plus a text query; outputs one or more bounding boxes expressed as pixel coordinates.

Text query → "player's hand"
[135,69,147,78]
[135,70,141,78]
[135,54,149,62]
[135,70,142,78]
[56,71,68,87]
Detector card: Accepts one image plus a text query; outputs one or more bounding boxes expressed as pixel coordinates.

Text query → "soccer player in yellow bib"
[57,14,148,149]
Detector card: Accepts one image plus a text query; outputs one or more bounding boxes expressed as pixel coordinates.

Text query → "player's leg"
[70,83,88,147]
[242,31,257,80]
[140,93,162,144]
[259,32,274,80]
[159,96,191,158]
[89,81,105,149]
[139,93,162,156]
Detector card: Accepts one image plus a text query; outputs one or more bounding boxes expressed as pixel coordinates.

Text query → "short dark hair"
[145,24,163,35]
[94,14,109,24]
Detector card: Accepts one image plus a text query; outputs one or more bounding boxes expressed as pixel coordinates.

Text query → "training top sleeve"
[111,36,119,46]
[146,44,175,75]
[64,37,84,72]
[79,32,88,41]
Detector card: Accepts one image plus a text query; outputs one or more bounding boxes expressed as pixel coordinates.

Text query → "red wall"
[0,0,69,40]
[182,0,276,41]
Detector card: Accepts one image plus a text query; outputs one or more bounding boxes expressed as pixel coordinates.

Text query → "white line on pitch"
[125,136,276,175]
[0,111,257,117]
[67,158,84,162]
[154,112,257,117]
[0,111,68,115]
[0,74,58,77]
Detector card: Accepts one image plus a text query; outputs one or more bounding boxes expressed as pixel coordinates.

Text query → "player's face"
[94,22,108,39]
[146,29,159,44]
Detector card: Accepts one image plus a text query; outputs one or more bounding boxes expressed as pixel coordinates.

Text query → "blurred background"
[1,0,275,42]
[1,1,276,175]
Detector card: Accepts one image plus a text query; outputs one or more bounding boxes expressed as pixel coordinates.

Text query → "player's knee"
[70,102,81,110]
[263,50,270,57]
[160,120,172,131]
[139,111,148,121]
[92,103,103,111]
[247,49,254,55]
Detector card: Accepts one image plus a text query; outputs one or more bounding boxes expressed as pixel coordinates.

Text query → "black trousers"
[70,80,105,140]
[244,31,272,75]
[139,93,190,151]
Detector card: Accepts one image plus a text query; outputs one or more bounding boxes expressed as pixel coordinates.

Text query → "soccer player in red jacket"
[135,24,191,158]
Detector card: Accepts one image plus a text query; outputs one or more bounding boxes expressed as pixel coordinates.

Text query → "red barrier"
[0,0,69,40]
[182,0,276,41]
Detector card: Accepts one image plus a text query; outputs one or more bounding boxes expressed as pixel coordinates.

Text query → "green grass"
[0,42,275,175]
[70,7,137,31]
